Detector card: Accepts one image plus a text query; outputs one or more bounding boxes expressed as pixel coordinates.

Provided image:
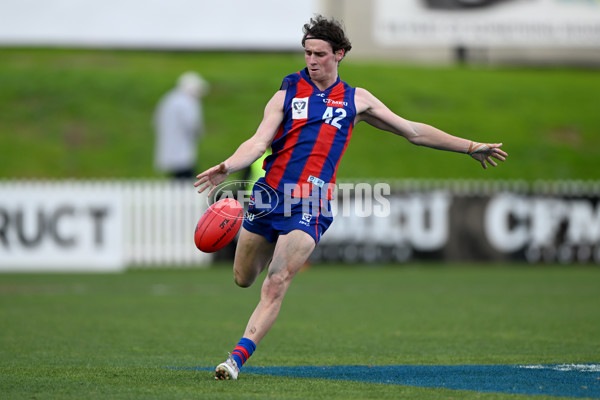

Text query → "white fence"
[121,180,211,267]
[2,178,600,271]
[0,180,212,272]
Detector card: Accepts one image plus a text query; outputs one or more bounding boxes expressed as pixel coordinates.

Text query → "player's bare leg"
[215,229,314,380]
[242,229,316,344]
[232,228,276,288]
[215,228,277,380]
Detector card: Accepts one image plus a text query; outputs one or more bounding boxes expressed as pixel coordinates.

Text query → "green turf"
[1,264,598,399]
[1,48,600,181]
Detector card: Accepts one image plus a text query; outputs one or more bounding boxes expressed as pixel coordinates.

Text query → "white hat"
[177,71,209,97]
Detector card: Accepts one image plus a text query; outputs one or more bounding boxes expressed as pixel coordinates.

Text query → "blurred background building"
[1,0,599,66]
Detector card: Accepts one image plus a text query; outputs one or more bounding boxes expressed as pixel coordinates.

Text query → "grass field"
[2,48,599,399]
[1,49,600,181]
[1,264,599,399]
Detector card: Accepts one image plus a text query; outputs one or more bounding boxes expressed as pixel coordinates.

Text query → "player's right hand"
[194,162,229,197]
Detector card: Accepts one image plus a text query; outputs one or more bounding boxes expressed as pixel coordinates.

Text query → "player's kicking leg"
[215,230,315,380]
[215,228,274,380]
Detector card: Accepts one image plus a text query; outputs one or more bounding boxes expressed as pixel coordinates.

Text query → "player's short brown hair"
[301,15,352,58]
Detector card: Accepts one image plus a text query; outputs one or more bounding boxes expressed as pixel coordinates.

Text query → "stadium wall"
[0,0,318,51]
[320,0,600,66]
[1,0,599,66]
[1,179,599,272]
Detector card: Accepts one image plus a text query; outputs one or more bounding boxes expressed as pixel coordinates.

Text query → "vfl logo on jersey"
[292,97,309,120]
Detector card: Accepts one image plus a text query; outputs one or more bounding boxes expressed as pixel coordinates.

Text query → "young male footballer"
[194,15,507,380]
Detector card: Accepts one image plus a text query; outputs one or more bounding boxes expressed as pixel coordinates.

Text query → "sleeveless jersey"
[263,68,356,198]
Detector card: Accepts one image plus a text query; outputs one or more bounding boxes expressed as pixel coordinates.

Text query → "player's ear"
[335,49,345,62]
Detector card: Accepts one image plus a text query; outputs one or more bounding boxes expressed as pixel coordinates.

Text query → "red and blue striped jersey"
[263,68,356,198]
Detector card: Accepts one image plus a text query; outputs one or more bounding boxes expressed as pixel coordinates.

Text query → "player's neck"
[310,74,338,91]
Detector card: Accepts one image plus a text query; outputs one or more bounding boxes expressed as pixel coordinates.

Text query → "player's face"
[304,39,343,88]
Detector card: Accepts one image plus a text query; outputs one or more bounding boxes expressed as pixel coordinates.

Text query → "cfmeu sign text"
[0,183,124,272]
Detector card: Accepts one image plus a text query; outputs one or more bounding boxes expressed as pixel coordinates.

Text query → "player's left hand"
[468,142,507,169]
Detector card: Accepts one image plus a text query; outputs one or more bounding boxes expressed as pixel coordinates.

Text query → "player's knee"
[232,258,261,287]
[262,271,288,301]
[233,268,255,288]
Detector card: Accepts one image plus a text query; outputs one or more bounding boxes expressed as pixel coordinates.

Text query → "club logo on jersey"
[292,97,309,120]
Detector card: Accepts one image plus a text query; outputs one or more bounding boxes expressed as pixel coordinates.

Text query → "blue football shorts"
[242,178,334,244]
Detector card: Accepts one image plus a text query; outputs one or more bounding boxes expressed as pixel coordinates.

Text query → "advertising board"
[374,0,600,47]
[0,182,124,272]
[313,181,600,264]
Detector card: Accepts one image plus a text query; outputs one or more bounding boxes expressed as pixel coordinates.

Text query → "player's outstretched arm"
[354,88,507,169]
[194,90,285,196]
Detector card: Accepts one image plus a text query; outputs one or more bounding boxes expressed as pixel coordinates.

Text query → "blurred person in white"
[153,72,209,179]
